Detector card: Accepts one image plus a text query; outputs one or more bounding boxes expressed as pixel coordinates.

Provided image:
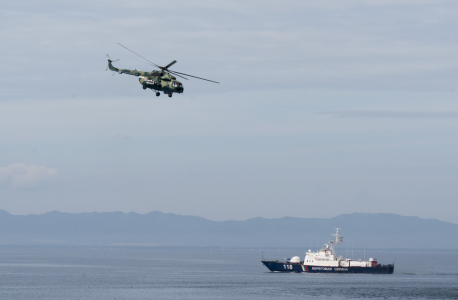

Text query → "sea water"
[0,246,457,299]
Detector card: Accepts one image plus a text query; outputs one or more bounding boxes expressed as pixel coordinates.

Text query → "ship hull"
[262,261,394,274]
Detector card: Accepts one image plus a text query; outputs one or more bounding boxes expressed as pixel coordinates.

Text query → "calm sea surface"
[0,246,457,299]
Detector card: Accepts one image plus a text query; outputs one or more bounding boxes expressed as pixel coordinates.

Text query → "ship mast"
[329,228,343,256]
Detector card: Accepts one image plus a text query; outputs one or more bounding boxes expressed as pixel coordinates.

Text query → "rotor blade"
[168,71,188,80]
[168,70,219,83]
[163,60,177,70]
[106,54,120,62]
[116,42,161,69]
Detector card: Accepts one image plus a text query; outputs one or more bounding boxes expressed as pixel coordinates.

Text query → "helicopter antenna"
[116,42,161,69]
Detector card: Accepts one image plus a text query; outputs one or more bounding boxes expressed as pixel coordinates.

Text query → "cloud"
[320,110,458,118]
[0,163,59,190]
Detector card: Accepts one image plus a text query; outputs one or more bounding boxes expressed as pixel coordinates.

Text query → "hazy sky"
[1,0,458,223]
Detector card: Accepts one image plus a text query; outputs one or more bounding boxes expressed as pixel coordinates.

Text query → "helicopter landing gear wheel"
[168,93,172,98]
[156,92,160,97]
[143,86,147,90]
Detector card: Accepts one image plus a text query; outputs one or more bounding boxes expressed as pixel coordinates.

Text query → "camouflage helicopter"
[106,43,219,97]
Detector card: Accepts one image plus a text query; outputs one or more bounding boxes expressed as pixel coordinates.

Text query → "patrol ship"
[262,229,394,274]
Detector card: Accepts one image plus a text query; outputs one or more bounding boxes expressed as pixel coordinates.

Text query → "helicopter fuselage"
[108,60,184,95]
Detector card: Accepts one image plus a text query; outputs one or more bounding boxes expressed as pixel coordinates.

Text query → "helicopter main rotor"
[116,42,219,84]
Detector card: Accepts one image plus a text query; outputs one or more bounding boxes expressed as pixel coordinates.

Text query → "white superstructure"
[303,228,377,268]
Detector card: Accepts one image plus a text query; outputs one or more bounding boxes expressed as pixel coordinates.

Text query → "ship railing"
[262,258,302,264]
[261,256,289,263]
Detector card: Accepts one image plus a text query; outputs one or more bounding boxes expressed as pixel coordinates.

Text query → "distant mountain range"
[0,210,457,249]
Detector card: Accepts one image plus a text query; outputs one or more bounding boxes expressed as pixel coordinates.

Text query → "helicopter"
[106,43,219,97]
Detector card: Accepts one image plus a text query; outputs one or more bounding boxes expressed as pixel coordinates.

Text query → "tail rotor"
[106,54,120,72]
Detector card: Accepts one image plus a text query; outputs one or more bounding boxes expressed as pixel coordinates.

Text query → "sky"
[1,0,458,223]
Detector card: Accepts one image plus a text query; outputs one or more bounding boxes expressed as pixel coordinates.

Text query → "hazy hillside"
[0,210,457,249]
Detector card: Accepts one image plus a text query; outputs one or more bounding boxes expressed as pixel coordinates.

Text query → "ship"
[261,228,394,274]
